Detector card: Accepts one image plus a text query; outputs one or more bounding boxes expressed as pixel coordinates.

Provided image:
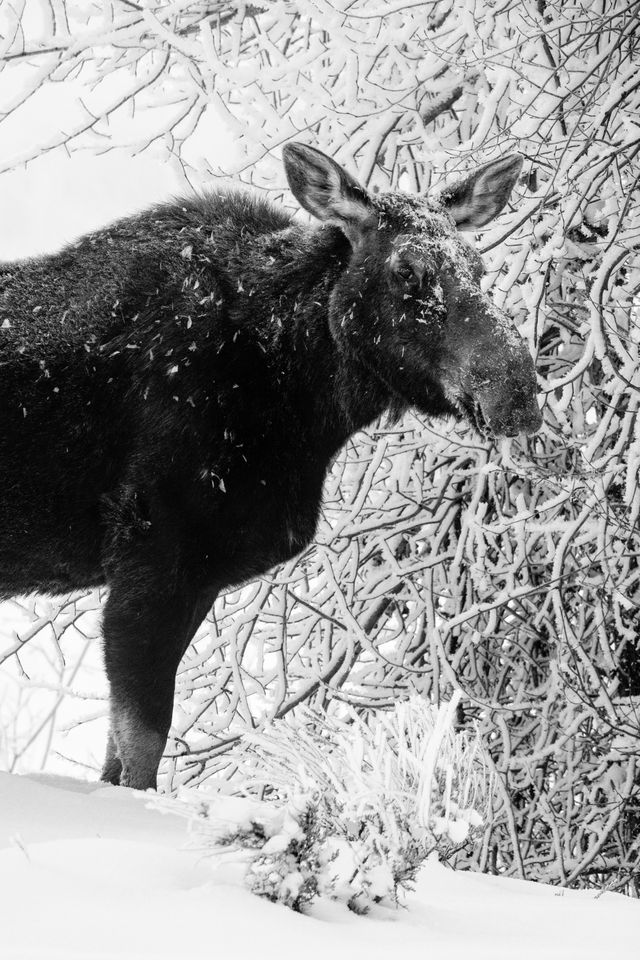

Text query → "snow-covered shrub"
[179,697,491,913]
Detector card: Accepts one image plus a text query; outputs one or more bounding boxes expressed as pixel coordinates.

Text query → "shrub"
[177,696,492,913]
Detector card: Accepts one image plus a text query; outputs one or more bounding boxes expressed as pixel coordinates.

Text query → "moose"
[0,143,541,789]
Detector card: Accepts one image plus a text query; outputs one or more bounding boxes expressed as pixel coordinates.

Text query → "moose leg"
[101,575,215,790]
[100,732,122,786]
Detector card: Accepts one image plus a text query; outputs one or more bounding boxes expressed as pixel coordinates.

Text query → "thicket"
[0,0,638,893]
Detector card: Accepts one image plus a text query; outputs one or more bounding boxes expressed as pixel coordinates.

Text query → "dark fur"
[0,147,540,788]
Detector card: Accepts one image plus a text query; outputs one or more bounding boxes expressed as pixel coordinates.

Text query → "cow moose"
[0,143,541,789]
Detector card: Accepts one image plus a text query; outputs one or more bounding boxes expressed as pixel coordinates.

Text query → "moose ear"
[283,142,375,242]
[439,154,523,231]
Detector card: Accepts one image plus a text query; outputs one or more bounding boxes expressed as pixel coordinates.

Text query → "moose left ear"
[438,154,523,231]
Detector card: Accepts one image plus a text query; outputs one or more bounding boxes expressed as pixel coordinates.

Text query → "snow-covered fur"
[0,144,540,788]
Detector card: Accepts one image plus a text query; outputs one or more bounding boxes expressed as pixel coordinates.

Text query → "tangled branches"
[1,0,639,893]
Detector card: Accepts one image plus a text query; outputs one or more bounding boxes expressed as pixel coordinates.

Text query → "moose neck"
[245,222,403,456]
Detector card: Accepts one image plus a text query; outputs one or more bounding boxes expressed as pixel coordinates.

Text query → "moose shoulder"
[0,143,541,789]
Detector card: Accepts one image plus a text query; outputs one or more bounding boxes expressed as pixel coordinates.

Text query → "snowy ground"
[0,772,637,960]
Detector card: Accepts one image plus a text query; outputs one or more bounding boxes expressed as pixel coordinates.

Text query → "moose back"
[0,143,541,788]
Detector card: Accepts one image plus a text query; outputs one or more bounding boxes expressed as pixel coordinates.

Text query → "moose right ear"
[438,154,523,231]
[283,142,375,243]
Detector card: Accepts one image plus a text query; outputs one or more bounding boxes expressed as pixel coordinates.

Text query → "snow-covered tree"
[1,0,639,893]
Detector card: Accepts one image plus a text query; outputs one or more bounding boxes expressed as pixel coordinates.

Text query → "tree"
[1,0,639,892]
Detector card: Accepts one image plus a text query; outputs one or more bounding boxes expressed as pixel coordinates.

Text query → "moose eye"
[395,262,415,282]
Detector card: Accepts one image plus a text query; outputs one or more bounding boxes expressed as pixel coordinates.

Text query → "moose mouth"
[456,391,541,439]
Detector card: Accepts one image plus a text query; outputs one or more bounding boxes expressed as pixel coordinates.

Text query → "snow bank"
[0,772,637,960]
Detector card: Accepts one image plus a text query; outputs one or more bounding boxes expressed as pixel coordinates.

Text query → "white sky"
[0,68,234,258]
[0,149,183,258]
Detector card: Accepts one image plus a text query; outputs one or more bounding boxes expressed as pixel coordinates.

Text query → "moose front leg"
[101,572,216,790]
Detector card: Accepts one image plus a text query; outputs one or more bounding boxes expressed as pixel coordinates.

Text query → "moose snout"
[462,342,542,439]
[480,386,542,438]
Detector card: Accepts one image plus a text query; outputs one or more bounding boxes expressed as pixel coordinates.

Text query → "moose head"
[283,143,541,439]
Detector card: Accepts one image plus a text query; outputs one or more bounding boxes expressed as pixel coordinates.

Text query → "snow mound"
[0,771,637,960]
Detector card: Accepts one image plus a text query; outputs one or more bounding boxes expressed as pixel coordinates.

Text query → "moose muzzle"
[461,333,542,439]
